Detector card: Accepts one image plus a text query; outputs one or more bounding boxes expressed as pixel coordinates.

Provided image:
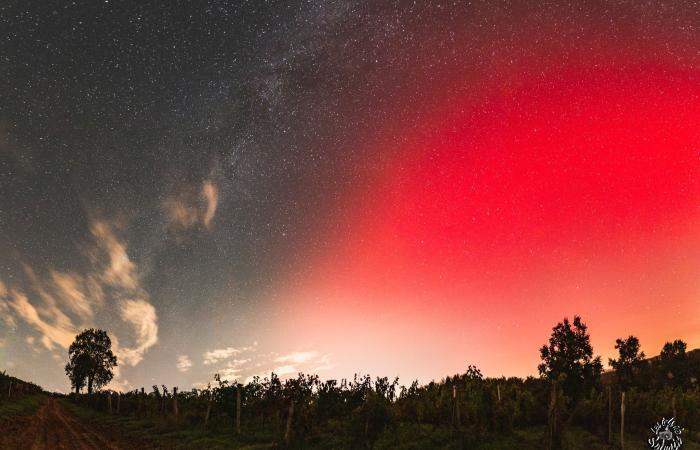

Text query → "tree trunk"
[672,394,677,419]
[235,388,241,435]
[284,400,294,445]
[620,391,626,450]
[137,388,144,419]
[547,382,560,450]
[108,393,113,414]
[88,376,94,395]
[453,385,462,450]
[116,393,121,414]
[454,386,461,427]
[173,387,178,417]
[607,385,612,445]
[204,389,214,427]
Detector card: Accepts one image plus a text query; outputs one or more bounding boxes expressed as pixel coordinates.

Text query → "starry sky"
[1,0,698,393]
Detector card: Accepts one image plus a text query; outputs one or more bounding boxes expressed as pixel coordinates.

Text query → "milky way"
[1,1,698,392]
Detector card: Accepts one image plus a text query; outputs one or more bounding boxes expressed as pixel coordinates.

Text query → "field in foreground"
[1,383,700,448]
[55,398,700,449]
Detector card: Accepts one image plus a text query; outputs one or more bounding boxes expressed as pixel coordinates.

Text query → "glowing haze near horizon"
[1,1,698,393]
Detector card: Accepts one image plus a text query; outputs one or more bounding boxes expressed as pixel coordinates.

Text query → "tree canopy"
[65,328,117,394]
[538,315,602,402]
[608,335,645,390]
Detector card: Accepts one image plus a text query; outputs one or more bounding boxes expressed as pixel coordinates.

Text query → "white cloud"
[275,351,319,364]
[176,355,193,373]
[202,181,218,228]
[50,270,99,320]
[162,197,200,229]
[8,289,76,350]
[162,180,218,231]
[273,365,297,376]
[218,350,332,384]
[117,299,159,366]
[89,220,139,291]
[203,343,256,365]
[0,279,17,328]
[312,354,335,372]
[5,218,160,375]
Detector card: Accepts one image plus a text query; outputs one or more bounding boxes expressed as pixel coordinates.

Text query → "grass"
[0,394,46,418]
[59,400,700,449]
[61,399,279,449]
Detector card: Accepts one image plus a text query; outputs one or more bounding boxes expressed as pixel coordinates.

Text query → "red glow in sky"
[275,54,700,381]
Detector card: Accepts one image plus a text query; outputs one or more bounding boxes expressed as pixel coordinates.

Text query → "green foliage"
[65,328,118,394]
[59,325,700,449]
[538,316,603,402]
[608,335,645,390]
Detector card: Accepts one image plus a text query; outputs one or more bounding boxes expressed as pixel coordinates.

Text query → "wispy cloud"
[274,351,319,364]
[162,197,200,229]
[162,180,219,231]
[50,270,99,320]
[202,181,218,228]
[89,220,139,291]
[7,289,76,350]
[176,355,193,372]
[0,280,17,327]
[217,358,252,380]
[89,220,159,366]
[208,348,333,383]
[3,217,159,374]
[203,343,257,365]
[117,299,159,366]
[273,365,297,376]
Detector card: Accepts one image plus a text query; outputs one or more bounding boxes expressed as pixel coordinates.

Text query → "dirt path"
[1,397,141,450]
[30,397,122,450]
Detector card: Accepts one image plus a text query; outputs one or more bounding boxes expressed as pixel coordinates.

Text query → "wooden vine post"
[284,399,294,445]
[173,387,178,417]
[204,388,214,427]
[620,391,626,450]
[235,387,241,435]
[107,392,113,414]
[7,381,12,400]
[140,387,145,418]
[547,382,559,450]
[116,392,121,414]
[453,385,461,426]
[453,385,463,449]
[672,394,677,419]
[607,385,612,445]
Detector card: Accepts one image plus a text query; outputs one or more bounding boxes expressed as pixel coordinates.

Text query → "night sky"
[1,1,698,393]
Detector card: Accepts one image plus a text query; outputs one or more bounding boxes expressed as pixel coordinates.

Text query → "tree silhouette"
[538,316,602,402]
[65,328,117,394]
[657,339,694,388]
[608,335,645,390]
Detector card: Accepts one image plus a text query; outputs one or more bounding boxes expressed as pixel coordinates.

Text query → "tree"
[608,336,645,390]
[65,328,117,394]
[538,316,602,402]
[657,339,693,388]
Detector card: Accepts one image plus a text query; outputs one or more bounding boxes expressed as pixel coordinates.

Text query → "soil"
[0,397,155,450]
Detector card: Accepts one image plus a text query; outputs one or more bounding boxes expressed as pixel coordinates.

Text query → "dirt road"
[1,397,147,450]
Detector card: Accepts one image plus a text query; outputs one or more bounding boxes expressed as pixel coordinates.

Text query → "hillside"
[600,347,700,384]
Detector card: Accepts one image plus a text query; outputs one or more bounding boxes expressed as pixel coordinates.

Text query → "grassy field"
[61,398,700,449]
[0,394,46,418]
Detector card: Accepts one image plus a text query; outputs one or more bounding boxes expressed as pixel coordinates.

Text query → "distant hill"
[600,348,700,384]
